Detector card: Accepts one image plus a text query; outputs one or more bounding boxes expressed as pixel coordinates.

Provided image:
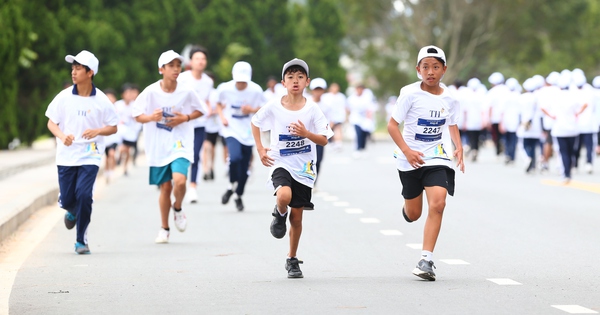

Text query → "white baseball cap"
[488,72,505,85]
[522,78,536,92]
[416,45,446,80]
[65,50,99,75]
[282,58,309,79]
[546,71,560,86]
[232,61,252,83]
[467,78,481,90]
[157,50,184,74]
[592,76,600,88]
[505,77,520,92]
[309,77,327,90]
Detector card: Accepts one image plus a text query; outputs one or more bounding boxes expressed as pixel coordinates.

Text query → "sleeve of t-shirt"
[448,98,460,126]
[45,91,64,124]
[391,91,411,124]
[103,101,120,126]
[312,106,335,139]
[251,102,272,131]
[131,89,148,117]
[188,90,208,115]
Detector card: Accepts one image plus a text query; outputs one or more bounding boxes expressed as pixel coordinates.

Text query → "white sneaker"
[187,188,198,204]
[173,210,187,232]
[155,228,169,243]
[585,163,593,174]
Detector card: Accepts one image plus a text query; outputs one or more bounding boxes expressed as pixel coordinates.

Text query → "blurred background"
[2,0,600,148]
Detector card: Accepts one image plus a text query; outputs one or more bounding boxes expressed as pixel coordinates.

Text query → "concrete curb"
[0,187,59,243]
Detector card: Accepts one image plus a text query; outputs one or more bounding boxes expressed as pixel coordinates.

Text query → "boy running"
[251,58,333,278]
[133,50,207,243]
[45,50,119,254]
[387,46,464,281]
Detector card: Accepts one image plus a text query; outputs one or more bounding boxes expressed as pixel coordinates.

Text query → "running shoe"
[64,212,76,230]
[412,259,436,281]
[155,228,170,244]
[222,189,234,204]
[74,242,90,254]
[173,210,187,232]
[285,257,304,278]
[187,188,198,204]
[234,197,244,211]
[270,206,287,239]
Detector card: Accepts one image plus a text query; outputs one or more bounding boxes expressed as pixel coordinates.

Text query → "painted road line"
[551,305,598,314]
[439,259,470,265]
[333,201,350,207]
[359,218,380,223]
[541,179,600,194]
[322,196,339,202]
[345,208,364,214]
[487,278,522,285]
[380,230,403,236]
[406,243,422,249]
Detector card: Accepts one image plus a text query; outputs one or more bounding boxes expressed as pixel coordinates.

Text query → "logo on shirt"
[295,160,316,181]
[86,142,101,159]
[77,109,91,117]
[173,140,184,150]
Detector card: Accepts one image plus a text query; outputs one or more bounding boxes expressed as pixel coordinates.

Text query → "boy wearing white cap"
[387,45,464,281]
[486,72,510,157]
[216,61,265,211]
[45,50,119,254]
[309,77,331,180]
[132,50,207,243]
[251,58,333,278]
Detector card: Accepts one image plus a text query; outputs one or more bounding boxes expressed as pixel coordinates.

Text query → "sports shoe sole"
[412,268,436,281]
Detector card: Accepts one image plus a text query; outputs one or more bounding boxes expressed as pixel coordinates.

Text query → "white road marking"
[487,278,522,285]
[359,218,380,223]
[73,264,89,267]
[551,305,598,314]
[344,208,363,214]
[322,196,339,202]
[439,259,470,265]
[405,243,422,249]
[380,230,403,236]
[333,201,350,207]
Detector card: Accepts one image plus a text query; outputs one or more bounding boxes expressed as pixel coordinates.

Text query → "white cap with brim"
[523,78,536,92]
[558,72,571,89]
[65,50,99,75]
[309,77,327,90]
[158,50,184,74]
[232,61,252,83]
[488,72,504,85]
[505,78,520,92]
[416,45,446,80]
[282,58,309,79]
[593,76,600,88]
[467,78,481,90]
[546,71,560,86]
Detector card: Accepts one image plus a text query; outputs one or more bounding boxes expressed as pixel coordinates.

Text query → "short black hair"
[189,45,208,60]
[283,65,307,78]
[267,75,277,82]
[72,61,93,80]
[121,83,139,93]
[453,79,463,88]
[104,88,117,96]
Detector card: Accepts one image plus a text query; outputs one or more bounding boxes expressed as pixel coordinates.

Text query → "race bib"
[414,118,445,142]
[278,134,311,156]
[157,111,175,132]
[231,104,249,119]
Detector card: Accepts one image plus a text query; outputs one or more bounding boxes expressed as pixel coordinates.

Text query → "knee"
[428,200,446,215]
[160,182,173,194]
[289,214,302,228]
[75,189,93,204]
[276,188,292,205]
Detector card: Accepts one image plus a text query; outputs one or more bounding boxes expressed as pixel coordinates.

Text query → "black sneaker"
[234,197,244,211]
[412,259,436,281]
[222,189,234,204]
[270,206,287,239]
[402,206,413,223]
[285,257,304,278]
[64,212,76,230]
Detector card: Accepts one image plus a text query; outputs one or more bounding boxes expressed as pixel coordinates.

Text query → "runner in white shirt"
[592,76,600,157]
[252,58,333,279]
[115,84,141,175]
[486,72,510,157]
[132,50,207,243]
[321,82,347,151]
[571,70,595,173]
[202,76,222,182]
[103,88,121,183]
[537,72,561,171]
[518,78,544,173]
[177,46,214,203]
[308,77,331,186]
[461,78,486,162]
[387,45,464,281]
[347,84,376,157]
[45,50,119,254]
[501,78,523,164]
[217,61,266,211]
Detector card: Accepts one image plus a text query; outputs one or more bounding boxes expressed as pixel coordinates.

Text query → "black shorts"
[122,140,137,148]
[105,143,118,156]
[398,166,455,200]
[272,168,314,210]
[205,132,219,145]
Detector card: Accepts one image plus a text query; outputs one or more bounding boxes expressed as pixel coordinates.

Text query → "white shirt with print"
[132,81,207,167]
[392,81,460,172]
[251,98,333,189]
[178,71,214,128]
[115,100,142,142]
[322,92,347,124]
[218,80,266,146]
[205,89,221,134]
[45,86,119,167]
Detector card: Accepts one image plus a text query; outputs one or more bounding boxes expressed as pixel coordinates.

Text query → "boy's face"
[106,93,117,104]
[416,57,447,87]
[190,52,207,72]
[160,59,182,81]
[71,64,92,85]
[312,88,325,99]
[122,88,139,103]
[282,70,309,95]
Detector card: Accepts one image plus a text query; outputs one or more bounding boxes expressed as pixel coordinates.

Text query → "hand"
[221,116,229,127]
[454,147,465,173]
[62,134,75,146]
[288,120,307,137]
[257,147,274,167]
[404,149,425,169]
[166,111,187,127]
[241,105,253,115]
[81,129,99,140]
[150,108,163,122]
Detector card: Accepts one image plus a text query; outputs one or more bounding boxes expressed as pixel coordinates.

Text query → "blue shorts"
[149,158,190,185]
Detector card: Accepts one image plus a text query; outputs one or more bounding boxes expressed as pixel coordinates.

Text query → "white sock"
[227,183,233,190]
[277,206,287,216]
[421,250,433,262]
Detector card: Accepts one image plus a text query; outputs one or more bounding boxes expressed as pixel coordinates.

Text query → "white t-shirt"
[251,98,333,188]
[45,85,119,166]
[545,89,581,137]
[322,92,347,124]
[571,88,596,133]
[537,85,561,130]
[486,84,511,124]
[391,82,460,172]
[177,71,214,128]
[347,91,376,131]
[501,90,522,133]
[205,89,221,134]
[132,81,207,167]
[459,87,485,131]
[217,80,266,146]
[115,100,142,142]
[517,92,543,139]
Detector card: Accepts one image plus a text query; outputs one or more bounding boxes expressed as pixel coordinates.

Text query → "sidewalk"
[0,139,58,242]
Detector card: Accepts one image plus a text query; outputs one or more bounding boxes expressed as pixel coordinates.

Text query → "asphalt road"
[6,138,600,314]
